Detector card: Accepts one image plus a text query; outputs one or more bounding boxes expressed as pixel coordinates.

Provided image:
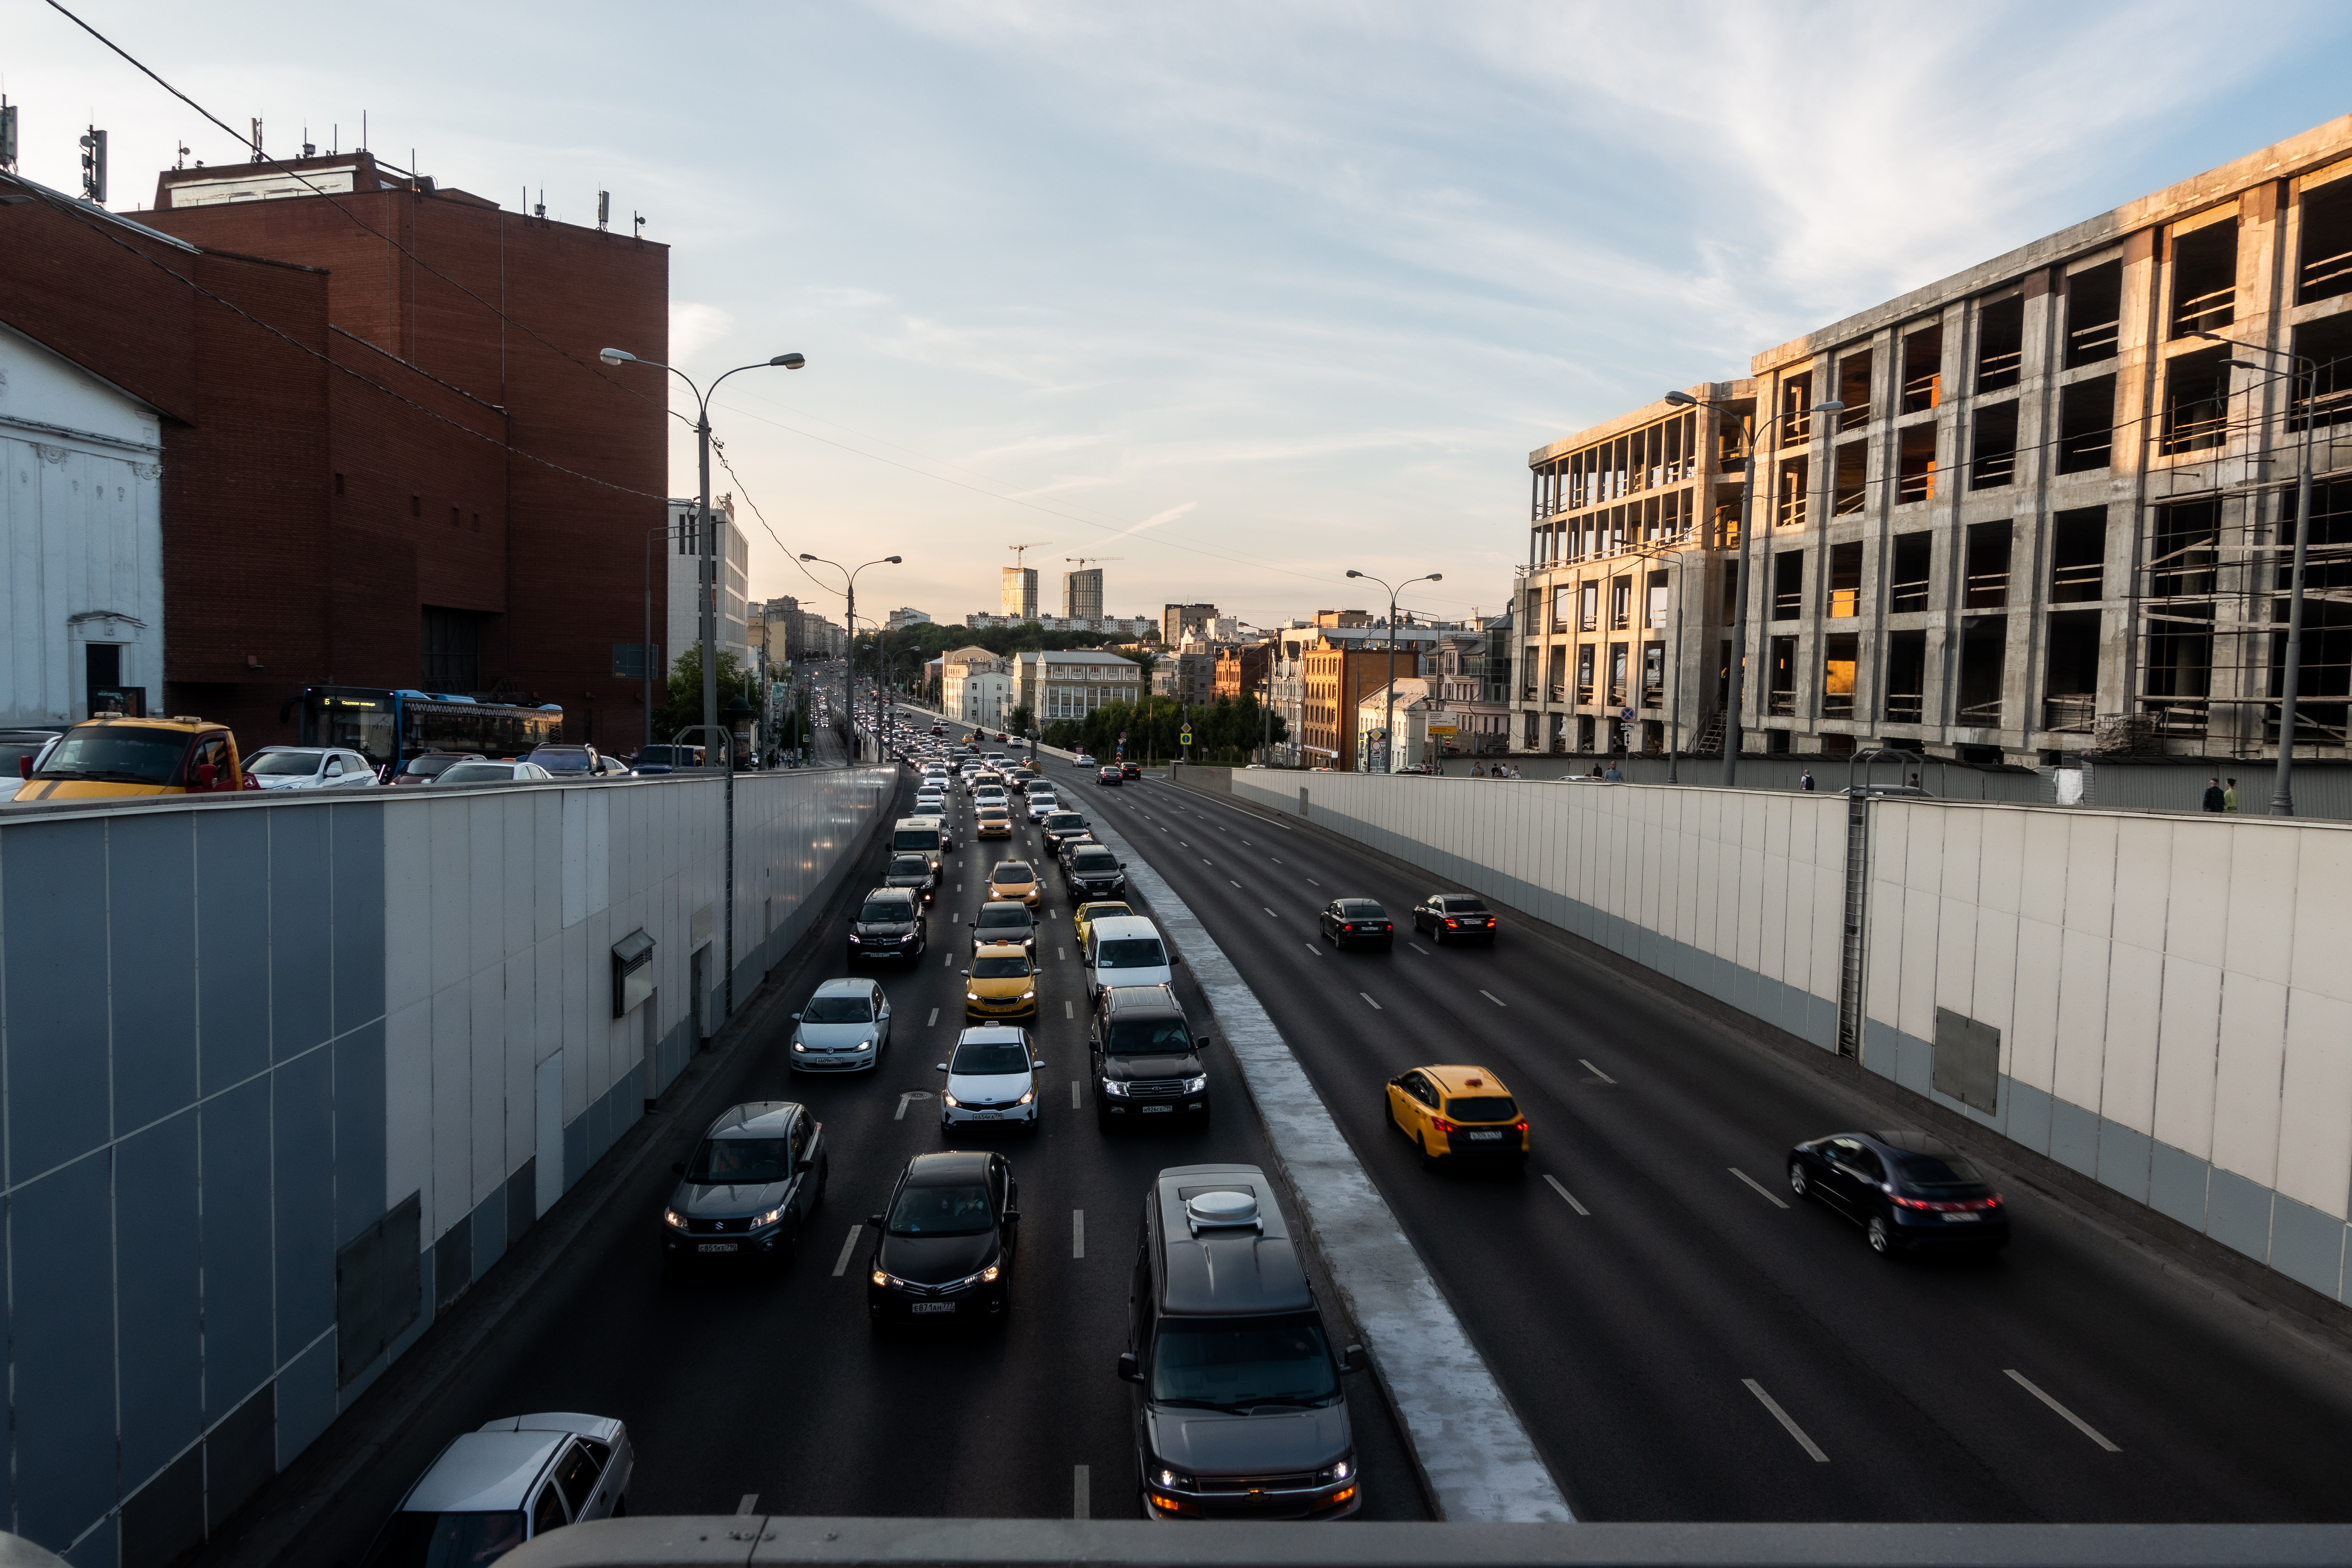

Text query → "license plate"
[1142,1105,1173,1114]
[910,1302,957,1314]
[1462,1130,1504,1141]
[974,1111,1000,1120]
[697,1242,738,1253]
[1940,1212,1982,1223]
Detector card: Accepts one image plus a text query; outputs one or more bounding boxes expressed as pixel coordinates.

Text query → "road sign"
[1179,729,1193,746]
[1427,723,1458,735]
[1619,707,1634,723]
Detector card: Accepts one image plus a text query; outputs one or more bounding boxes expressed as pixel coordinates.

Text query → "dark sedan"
[1120,761,1141,779]
[1788,1130,2009,1258]
[1411,893,1498,945]
[848,888,928,964]
[1096,766,1124,786]
[1317,898,1394,950]
[883,853,937,903]
[867,1150,1020,1328]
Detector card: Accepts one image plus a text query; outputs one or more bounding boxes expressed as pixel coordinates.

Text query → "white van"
[891,815,953,880]
[1084,914,1179,998]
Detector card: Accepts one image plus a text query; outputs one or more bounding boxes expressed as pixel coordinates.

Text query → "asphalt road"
[1034,745,2352,1524]
[293,747,1427,1565]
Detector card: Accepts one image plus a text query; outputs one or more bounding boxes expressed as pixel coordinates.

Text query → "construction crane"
[1063,555,1122,570]
[1007,542,1052,567]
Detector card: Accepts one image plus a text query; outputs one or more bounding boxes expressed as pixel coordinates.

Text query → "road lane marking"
[1229,879,1241,887]
[1578,1058,1616,1084]
[926,1008,938,1026]
[1073,1465,1090,1520]
[1743,1379,1828,1462]
[1480,989,1507,1008]
[1543,1174,1589,1216]
[738,1494,759,1515]
[1071,1079,1082,1109]
[950,911,960,922]
[1065,1000,1075,1019]
[1072,1210,1086,1258]
[1730,1167,1789,1208]
[1304,942,1320,956]
[1409,942,1428,955]
[831,1226,863,1277]
[944,952,953,967]
[1307,878,1320,886]
[896,1091,931,1121]
[1059,947,1067,960]
[2006,1369,2121,1451]
[1271,858,1282,864]
[1265,908,1279,918]
[1360,992,1381,1010]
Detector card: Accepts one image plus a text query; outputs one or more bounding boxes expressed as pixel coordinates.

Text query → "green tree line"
[1042,693,1286,764]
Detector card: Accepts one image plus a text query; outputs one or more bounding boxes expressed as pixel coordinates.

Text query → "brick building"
[2,150,668,750]
[1300,638,1421,771]
[1213,641,1271,701]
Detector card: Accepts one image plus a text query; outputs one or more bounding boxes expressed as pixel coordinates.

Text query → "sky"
[12,0,2352,632]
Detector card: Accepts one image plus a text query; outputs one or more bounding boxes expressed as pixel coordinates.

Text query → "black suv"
[883,853,936,903]
[1063,842,1127,901]
[1041,810,1090,852]
[849,888,927,964]
[1090,985,1210,1130]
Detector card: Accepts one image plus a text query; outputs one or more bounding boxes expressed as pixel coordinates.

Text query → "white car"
[791,977,893,1071]
[429,761,552,785]
[971,785,1009,813]
[914,788,947,814]
[245,745,381,790]
[1025,791,1061,822]
[937,1026,1041,1135]
[1074,753,1096,766]
[361,1413,634,1566]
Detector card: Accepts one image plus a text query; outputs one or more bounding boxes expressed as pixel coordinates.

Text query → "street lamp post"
[1663,390,1842,786]
[798,554,902,766]
[1346,570,1442,773]
[2197,330,2320,817]
[601,344,802,1026]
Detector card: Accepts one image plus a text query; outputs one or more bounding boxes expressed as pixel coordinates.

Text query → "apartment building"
[941,646,1010,729]
[1301,638,1421,770]
[1014,647,1144,723]
[1515,113,2352,767]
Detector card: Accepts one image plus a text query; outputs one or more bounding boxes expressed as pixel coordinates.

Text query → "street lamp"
[1346,569,1442,774]
[797,553,902,765]
[601,345,803,1027]
[1663,389,1842,786]
[2197,329,2320,817]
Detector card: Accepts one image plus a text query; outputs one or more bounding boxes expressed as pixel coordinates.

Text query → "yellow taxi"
[963,943,1039,1019]
[1072,900,1134,950]
[1384,1065,1528,1172]
[986,860,1043,909]
[975,806,1013,840]
[10,715,254,802]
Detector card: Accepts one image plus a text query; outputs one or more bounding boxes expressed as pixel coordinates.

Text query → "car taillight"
[1432,1118,1456,1134]
[1343,923,1356,931]
[1444,919,1460,927]
[1513,1119,1529,1133]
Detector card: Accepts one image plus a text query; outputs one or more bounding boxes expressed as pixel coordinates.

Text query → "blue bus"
[297,686,564,778]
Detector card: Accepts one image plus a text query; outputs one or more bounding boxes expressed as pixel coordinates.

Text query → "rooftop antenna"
[249,116,263,162]
[534,187,545,220]
[332,123,337,155]
[632,209,646,239]
[174,140,188,170]
[300,123,315,159]
[597,190,609,230]
[2,99,19,174]
[361,110,366,150]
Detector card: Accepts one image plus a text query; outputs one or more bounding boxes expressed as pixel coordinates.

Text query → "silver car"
[790,977,893,1071]
[1025,790,1061,822]
[938,1026,1042,1135]
[360,1412,633,1566]
[430,760,553,785]
[245,745,381,790]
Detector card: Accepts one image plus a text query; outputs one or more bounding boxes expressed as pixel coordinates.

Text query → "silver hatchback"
[361,1413,633,1565]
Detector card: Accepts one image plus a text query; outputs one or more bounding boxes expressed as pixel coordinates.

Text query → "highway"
[272,749,1427,1567]
[1029,744,2352,1524]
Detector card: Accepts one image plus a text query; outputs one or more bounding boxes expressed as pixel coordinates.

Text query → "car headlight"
[942,1093,960,1108]
[1017,1088,1034,1105]
[792,1040,807,1053]
[855,1038,874,1052]
[1184,1075,1207,1094]
[663,1208,688,1229]
[1155,1468,1194,1491]
[1317,1457,1354,1485]
[848,934,862,943]
[981,1263,1001,1283]
[966,990,982,1003]
[871,1269,894,1288]
[1102,1079,1128,1097]
[1020,989,1035,1001]
[752,1207,785,1228]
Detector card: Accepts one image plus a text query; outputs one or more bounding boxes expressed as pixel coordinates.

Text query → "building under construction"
[1514,113,2352,769]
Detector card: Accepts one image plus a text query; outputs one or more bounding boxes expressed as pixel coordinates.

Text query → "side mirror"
[671,1162,686,1175]
[790,1012,802,1023]
[1196,1036,1212,1050]
[960,970,971,977]
[1003,1207,1021,1223]
[1168,953,1182,965]
[1116,1352,1142,1383]
[935,1063,949,1072]
[867,1213,885,1229]
[194,762,217,788]
[1343,1344,1370,1373]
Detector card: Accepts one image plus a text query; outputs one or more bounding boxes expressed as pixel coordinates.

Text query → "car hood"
[973,924,1032,943]
[947,1069,1032,1104]
[884,875,930,890]
[1145,1404,1350,1477]
[250,774,318,790]
[1101,1051,1200,1082]
[877,1229,999,1284]
[798,1020,876,1047]
[854,919,918,936]
[670,1177,793,1219]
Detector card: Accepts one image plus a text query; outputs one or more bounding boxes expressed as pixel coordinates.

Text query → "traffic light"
[79,126,106,203]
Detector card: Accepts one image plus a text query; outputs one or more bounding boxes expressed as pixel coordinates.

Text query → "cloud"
[668,302,736,364]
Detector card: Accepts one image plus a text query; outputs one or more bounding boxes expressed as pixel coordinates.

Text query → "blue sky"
[14,0,2352,629]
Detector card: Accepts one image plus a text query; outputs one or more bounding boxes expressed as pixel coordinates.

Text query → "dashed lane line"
[1743,1379,1829,1463]
[1730,1167,1790,1209]
[1229,879,1241,888]
[2006,1369,2122,1451]
[1409,942,1428,955]
[1065,1000,1075,1019]
[737,1494,760,1516]
[1304,943,1321,957]
[1072,1210,1086,1259]
[1543,1175,1589,1216]
[1579,1058,1617,1084]
[1360,992,1382,1011]
[1070,1079,1082,1109]
[926,1008,938,1027]
[1073,1465,1090,1521]
[830,1226,863,1277]
[1265,908,1279,919]
[1479,989,1507,1008]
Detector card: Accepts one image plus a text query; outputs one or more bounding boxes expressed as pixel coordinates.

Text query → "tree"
[1006,704,1035,738]
[658,643,759,749]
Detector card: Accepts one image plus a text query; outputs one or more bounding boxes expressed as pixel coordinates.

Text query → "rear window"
[1445,1095,1518,1122]
[1442,897,1488,913]
[1096,937,1166,968]
[1336,900,1387,918]
[1893,1152,1986,1190]
[249,750,325,775]
[436,764,512,784]
[888,855,930,876]
[533,747,593,772]
[892,828,940,851]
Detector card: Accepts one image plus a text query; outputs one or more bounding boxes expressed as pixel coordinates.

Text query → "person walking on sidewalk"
[2223,777,2241,813]
[2202,777,2226,812]
[1800,769,1816,791]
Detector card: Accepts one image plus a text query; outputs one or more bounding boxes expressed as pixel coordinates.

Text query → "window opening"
[1900,323,1943,414]
[2064,260,2122,368]
[2058,376,2117,472]
[1574,644,1593,705]
[1957,621,2006,729]
[1767,637,1798,716]
[2291,314,2352,432]
[2169,218,2238,338]
[2160,347,2230,456]
[2050,508,2107,603]
[2043,610,2102,734]
[1828,542,1862,619]
[1964,521,2012,610]
[1976,294,2024,394]
[1772,551,1803,620]
[1890,533,1932,613]
[1970,401,2019,489]
[1897,426,1936,504]
[1776,455,1810,529]
[2298,177,2352,304]
[1831,440,1867,516]
[1780,374,1813,443]
[1835,351,1872,432]
[1822,633,1859,718]
[1884,631,1927,724]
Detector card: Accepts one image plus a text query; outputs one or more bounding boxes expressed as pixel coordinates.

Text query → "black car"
[883,853,937,903]
[1411,893,1498,945]
[1090,986,1210,1130]
[849,888,928,963]
[661,1102,828,1269]
[970,899,1038,956]
[1787,1130,2009,1258]
[866,1150,1019,1328]
[1096,766,1123,786]
[1064,842,1128,901]
[1317,898,1393,950]
[1120,761,1141,779]
[1041,810,1091,852]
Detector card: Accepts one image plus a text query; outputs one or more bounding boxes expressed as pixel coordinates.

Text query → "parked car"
[790,977,893,1071]
[848,888,928,963]
[1787,1130,2009,1257]
[430,760,553,785]
[390,750,487,785]
[865,1149,1021,1327]
[1090,985,1209,1130]
[660,1101,828,1267]
[936,1026,1044,1136]
[245,745,382,790]
[1384,1065,1527,1172]
[1410,893,1498,945]
[1317,898,1393,950]
[358,1414,634,1567]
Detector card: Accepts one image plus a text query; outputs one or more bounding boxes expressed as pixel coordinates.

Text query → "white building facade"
[1,321,165,727]
[941,647,1011,729]
[666,497,749,677]
[1015,648,1145,723]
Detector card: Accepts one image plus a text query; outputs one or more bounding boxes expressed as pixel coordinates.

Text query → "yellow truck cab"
[10,715,254,803]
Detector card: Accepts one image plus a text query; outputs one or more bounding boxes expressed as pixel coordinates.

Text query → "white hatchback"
[937,1026,1042,1135]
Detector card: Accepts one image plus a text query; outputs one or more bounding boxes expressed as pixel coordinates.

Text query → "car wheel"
[1417,1134,1438,1172]
[613,1497,628,1519]
[1867,1216,1894,1256]
[1788,1162,1808,1200]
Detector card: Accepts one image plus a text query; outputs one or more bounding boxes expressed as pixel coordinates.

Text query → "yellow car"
[12,714,255,802]
[1385,1065,1528,1172]
[986,860,1043,909]
[963,943,1039,1019]
[1072,900,1134,950]
[976,807,1013,839]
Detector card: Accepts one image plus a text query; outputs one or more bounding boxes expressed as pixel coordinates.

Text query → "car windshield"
[977,906,1029,930]
[888,856,929,877]
[35,726,187,784]
[1106,1017,1191,1053]
[1445,1095,1518,1121]
[888,1182,995,1235]
[361,1509,527,1568]
[858,900,913,924]
[685,1136,791,1184]
[1150,1315,1339,1410]
[1073,850,1118,872]
[1337,900,1387,918]
[436,764,511,784]
[802,994,874,1023]
[1046,814,1083,829]
[1096,938,1164,968]
[972,956,1030,979]
[249,750,325,776]
[401,754,474,777]
[992,863,1033,881]
[953,1038,1032,1072]
[1893,1152,1987,1190]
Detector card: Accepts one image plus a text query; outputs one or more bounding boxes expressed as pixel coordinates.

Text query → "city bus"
[296,686,564,778]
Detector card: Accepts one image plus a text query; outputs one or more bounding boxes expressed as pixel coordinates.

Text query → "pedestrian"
[1800,769,1816,791]
[2202,776,2225,812]
[1908,772,1921,789]
[2223,777,2240,813]
[1603,760,1623,782]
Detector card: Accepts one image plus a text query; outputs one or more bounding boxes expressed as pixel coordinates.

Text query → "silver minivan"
[1085,914,1179,998]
